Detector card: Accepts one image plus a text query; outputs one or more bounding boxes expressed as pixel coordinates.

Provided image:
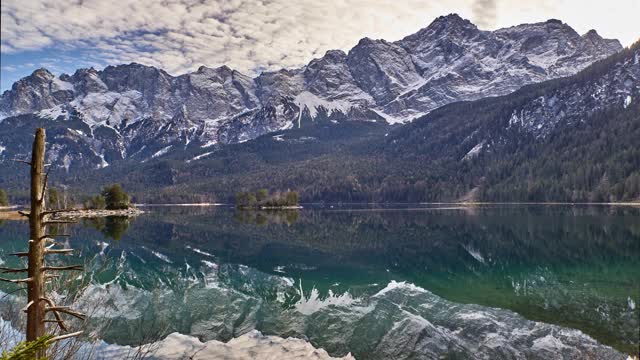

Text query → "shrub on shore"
[0,189,8,207]
[83,184,131,210]
[101,184,130,210]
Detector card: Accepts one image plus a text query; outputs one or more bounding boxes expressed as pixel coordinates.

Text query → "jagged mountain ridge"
[11,41,634,204]
[0,14,623,171]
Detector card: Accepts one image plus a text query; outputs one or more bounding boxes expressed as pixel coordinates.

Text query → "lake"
[1,204,638,359]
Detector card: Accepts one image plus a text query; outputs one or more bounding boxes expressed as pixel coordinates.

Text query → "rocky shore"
[0,207,144,221]
[53,208,145,219]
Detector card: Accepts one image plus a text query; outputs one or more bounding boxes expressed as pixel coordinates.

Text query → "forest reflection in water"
[0,204,637,356]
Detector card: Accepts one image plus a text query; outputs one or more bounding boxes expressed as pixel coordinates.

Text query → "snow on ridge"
[371,109,403,124]
[201,140,217,148]
[37,105,68,120]
[295,279,356,315]
[151,145,173,159]
[51,77,75,92]
[141,246,173,263]
[0,145,6,156]
[152,251,172,264]
[462,244,486,264]
[97,153,109,168]
[463,141,485,161]
[623,95,632,109]
[294,91,353,119]
[186,245,215,258]
[373,280,427,297]
[188,151,214,163]
[70,90,144,128]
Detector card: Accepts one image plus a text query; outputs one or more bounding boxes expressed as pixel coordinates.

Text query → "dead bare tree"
[1,128,85,358]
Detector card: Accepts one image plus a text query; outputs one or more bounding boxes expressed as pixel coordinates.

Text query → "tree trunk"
[27,128,46,349]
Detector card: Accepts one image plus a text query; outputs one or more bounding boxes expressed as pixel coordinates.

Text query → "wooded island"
[236,189,300,209]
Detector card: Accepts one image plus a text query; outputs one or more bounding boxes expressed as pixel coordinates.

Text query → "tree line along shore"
[0,184,143,220]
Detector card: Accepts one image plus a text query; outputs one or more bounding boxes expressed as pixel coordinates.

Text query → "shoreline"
[135,203,225,207]
[53,208,145,219]
[135,201,640,207]
[0,208,144,221]
[2,202,638,220]
[237,205,303,210]
[422,201,640,206]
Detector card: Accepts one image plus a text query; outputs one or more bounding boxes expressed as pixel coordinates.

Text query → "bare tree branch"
[46,249,75,255]
[0,277,33,283]
[11,159,31,165]
[45,307,86,320]
[10,249,75,257]
[40,297,69,332]
[21,300,35,313]
[42,265,83,272]
[0,267,28,274]
[40,234,71,240]
[47,331,83,343]
[8,252,29,257]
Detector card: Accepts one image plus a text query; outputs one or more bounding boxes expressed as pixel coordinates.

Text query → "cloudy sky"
[1,0,638,91]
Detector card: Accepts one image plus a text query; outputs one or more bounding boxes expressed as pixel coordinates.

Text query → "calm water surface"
[0,205,638,358]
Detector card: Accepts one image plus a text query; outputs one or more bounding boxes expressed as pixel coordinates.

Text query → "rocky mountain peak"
[399,13,482,56]
[30,68,55,82]
[354,37,387,48]
[429,13,476,29]
[316,50,347,64]
[196,65,233,75]
[70,67,107,94]
[0,15,626,170]
[581,29,622,52]
[583,29,600,37]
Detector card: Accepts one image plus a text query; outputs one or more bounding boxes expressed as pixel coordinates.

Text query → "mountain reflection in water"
[0,205,637,358]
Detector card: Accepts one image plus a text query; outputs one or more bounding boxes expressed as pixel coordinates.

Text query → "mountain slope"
[0,15,622,172]
[51,39,638,204]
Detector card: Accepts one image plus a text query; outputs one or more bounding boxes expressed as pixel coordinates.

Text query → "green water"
[0,205,638,357]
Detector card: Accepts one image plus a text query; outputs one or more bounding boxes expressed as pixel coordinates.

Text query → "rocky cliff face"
[0,14,623,171]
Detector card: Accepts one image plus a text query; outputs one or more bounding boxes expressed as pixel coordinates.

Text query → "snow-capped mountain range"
[0,14,623,170]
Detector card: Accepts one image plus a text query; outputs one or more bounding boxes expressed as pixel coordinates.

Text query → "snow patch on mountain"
[623,95,632,108]
[37,105,69,120]
[188,151,215,163]
[71,90,145,128]
[201,140,217,148]
[97,153,109,168]
[295,280,356,315]
[151,145,173,159]
[294,91,353,118]
[51,77,74,92]
[463,141,485,160]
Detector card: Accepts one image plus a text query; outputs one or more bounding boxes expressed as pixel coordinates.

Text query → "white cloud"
[0,0,472,76]
[1,0,638,78]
